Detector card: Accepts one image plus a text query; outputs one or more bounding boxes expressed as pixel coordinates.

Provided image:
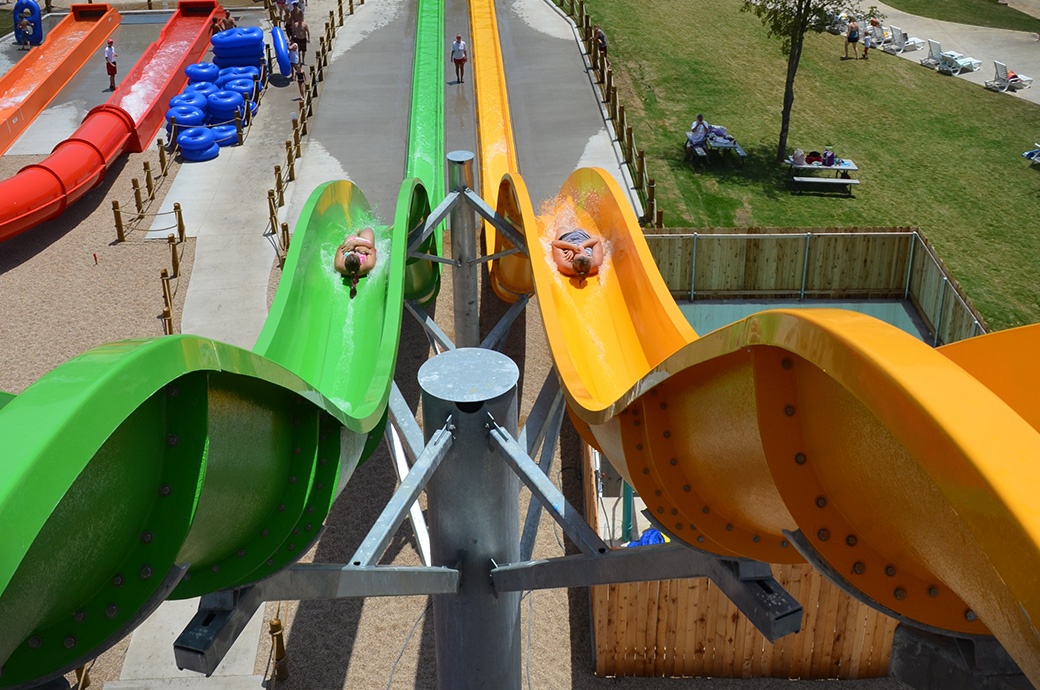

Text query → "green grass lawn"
[884,0,1040,32]
[588,0,1040,330]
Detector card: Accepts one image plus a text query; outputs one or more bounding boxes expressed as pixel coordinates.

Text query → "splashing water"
[117,36,194,122]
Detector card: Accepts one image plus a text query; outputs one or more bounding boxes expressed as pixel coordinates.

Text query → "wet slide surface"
[0,4,119,156]
[471,0,1040,684]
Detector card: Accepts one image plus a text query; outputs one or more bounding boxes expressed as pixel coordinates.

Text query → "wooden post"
[609,86,618,121]
[625,126,634,165]
[646,178,656,227]
[268,190,279,232]
[617,105,626,148]
[144,161,155,199]
[328,12,335,37]
[298,101,308,136]
[578,0,585,26]
[636,149,646,191]
[349,0,353,15]
[306,89,314,117]
[252,74,261,103]
[160,269,173,316]
[316,49,325,82]
[281,221,291,253]
[309,66,318,97]
[655,209,664,229]
[156,138,168,172]
[604,67,612,94]
[112,200,125,242]
[266,43,274,71]
[131,179,145,219]
[569,0,574,18]
[174,202,185,242]
[235,111,244,146]
[168,234,180,277]
[168,116,178,148]
[292,117,301,153]
[275,165,285,207]
[337,0,343,25]
[162,307,173,335]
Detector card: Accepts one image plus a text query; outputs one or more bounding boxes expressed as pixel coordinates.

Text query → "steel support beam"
[404,300,455,352]
[408,190,460,255]
[462,187,528,253]
[489,421,609,557]
[420,348,522,690]
[349,424,452,567]
[479,293,530,351]
[448,151,479,347]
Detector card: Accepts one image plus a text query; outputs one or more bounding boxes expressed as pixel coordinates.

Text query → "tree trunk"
[776,26,805,162]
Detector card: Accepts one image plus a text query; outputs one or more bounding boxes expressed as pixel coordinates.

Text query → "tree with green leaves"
[742,0,884,162]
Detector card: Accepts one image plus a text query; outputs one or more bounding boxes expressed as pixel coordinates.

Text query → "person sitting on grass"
[334,227,378,298]
[552,228,604,282]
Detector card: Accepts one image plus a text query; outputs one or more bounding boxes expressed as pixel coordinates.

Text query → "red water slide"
[0,0,220,243]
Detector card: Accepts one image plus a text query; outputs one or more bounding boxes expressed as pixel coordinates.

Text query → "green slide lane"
[399,0,445,304]
[0,0,444,684]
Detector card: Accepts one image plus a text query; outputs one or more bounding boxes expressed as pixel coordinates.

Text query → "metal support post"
[447,151,479,347]
[420,348,522,690]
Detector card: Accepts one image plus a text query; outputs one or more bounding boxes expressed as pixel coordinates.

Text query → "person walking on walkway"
[289,10,309,64]
[450,33,468,84]
[104,38,118,90]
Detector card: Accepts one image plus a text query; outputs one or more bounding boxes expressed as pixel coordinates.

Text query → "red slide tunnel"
[0,106,134,234]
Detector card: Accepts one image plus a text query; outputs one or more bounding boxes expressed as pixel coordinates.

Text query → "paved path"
[866,1,1040,106]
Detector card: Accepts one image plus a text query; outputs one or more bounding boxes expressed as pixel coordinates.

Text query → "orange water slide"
[0,0,219,243]
[0,4,119,157]
[520,166,1040,684]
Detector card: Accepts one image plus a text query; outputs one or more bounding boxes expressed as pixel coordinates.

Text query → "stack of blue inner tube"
[206,89,246,127]
[210,27,265,70]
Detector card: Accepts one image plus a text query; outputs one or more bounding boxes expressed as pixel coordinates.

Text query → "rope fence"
[155,8,344,334]
[264,15,337,266]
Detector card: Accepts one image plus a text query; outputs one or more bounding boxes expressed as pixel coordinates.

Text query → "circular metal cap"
[418,348,518,405]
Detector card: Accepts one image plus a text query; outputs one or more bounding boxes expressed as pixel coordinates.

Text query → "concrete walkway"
[867,1,1040,106]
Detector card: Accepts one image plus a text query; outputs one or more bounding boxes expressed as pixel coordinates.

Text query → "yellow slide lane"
[470,0,1040,682]
[524,168,1040,683]
[469,0,532,301]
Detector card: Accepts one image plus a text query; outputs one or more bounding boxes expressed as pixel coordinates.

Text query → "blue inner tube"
[207,89,245,112]
[184,81,218,98]
[211,27,264,52]
[216,67,260,87]
[181,141,221,162]
[185,62,219,84]
[212,44,265,59]
[211,124,239,147]
[13,0,42,45]
[272,26,290,78]
[222,78,256,99]
[165,105,206,129]
[177,126,216,151]
[169,91,208,111]
[213,55,265,70]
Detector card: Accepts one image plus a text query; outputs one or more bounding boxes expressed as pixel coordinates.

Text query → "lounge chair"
[985,61,1034,92]
[920,39,942,69]
[937,51,982,76]
[868,24,892,47]
[883,26,925,55]
[1022,144,1040,165]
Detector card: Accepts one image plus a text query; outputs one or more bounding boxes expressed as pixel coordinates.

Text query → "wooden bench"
[684,143,707,163]
[791,176,860,196]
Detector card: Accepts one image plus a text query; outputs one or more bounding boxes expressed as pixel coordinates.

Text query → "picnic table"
[784,156,861,196]
[685,133,747,166]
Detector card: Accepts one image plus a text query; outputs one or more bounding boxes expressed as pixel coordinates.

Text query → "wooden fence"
[645,227,987,345]
[582,448,898,679]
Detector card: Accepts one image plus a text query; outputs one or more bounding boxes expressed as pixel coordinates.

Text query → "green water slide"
[0,0,446,685]
[399,0,445,303]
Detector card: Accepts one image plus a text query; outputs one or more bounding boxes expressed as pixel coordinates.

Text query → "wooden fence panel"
[590,567,898,679]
